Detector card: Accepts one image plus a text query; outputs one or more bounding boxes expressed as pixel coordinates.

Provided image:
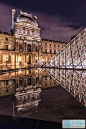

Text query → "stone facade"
[40,39,66,63]
[0,9,66,66]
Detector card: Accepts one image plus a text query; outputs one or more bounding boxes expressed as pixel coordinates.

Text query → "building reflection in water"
[43,68,86,107]
[0,68,85,118]
[0,68,59,117]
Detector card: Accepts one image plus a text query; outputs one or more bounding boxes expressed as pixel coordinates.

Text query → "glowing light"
[18,57,21,61]
[19,70,21,73]
[6,72,8,75]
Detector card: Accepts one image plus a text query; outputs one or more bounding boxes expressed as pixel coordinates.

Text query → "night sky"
[0,0,86,42]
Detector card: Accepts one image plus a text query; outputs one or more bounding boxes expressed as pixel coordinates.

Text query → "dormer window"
[27,29,30,35]
[34,31,37,36]
[19,28,22,33]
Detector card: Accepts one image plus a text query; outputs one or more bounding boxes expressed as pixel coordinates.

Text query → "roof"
[41,38,67,44]
[0,31,11,36]
[17,11,38,26]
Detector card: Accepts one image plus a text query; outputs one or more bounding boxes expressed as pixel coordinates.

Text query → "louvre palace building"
[0,9,66,66]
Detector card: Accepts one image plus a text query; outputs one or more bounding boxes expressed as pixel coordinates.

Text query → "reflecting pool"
[0,68,86,123]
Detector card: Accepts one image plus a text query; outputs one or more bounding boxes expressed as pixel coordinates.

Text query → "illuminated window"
[19,28,22,33]
[34,31,37,36]
[27,29,30,35]
[19,96,22,102]
[5,55,8,61]
[35,93,37,99]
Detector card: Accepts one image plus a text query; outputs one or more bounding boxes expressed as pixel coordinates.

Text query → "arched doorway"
[27,55,31,64]
[27,44,31,51]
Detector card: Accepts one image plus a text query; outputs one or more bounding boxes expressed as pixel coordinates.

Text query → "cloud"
[0,2,84,42]
[32,12,84,42]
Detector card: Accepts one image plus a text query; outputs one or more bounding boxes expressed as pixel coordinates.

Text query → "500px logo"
[63,120,70,128]
[62,120,85,128]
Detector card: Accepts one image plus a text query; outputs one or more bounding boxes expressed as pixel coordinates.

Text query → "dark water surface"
[0,68,86,123]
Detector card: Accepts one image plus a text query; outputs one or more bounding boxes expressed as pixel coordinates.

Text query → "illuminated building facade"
[0,9,66,66]
[44,28,86,69]
[40,38,66,64]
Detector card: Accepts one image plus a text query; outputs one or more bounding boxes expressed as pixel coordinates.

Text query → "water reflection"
[0,68,59,117]
[0,68,85,121]
[44,68,86,107]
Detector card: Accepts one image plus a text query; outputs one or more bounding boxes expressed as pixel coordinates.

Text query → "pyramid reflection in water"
[43,68,86,107]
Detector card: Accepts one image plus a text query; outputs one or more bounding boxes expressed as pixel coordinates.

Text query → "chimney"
[12,9,16,25]
[34,16,37,22]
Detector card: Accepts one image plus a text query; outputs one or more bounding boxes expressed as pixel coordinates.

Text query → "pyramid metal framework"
[43,68,86,107]
[43,28,86,69]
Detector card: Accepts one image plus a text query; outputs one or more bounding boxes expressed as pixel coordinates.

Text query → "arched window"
[5,55,9,61]
[34,31,37,36]
[27,29,30,35]
[19,28,22,33]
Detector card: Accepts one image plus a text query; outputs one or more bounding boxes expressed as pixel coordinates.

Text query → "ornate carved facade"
[0,9,66,66]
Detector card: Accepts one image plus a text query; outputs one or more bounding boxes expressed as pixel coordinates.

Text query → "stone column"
[14,54,16,65]
[26,43,28,51]
[25,54,26,63]
[17,43,19,51]
[23,43,25,51]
